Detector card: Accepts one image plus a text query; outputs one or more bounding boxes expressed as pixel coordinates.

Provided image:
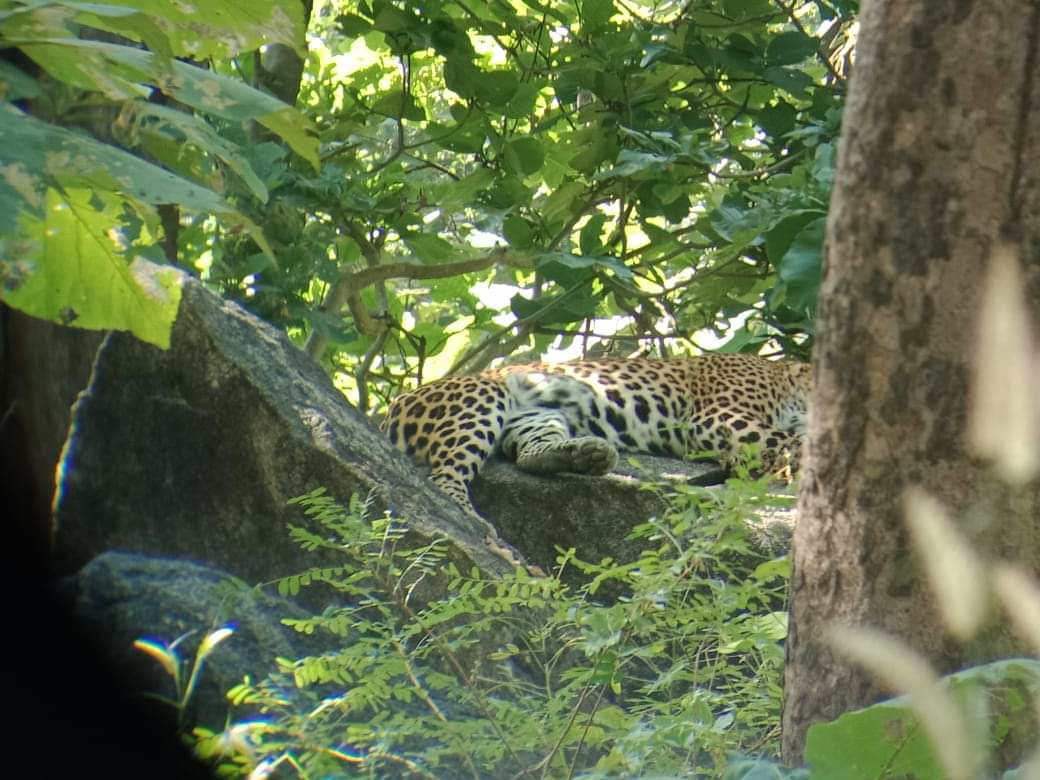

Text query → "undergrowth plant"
[192,471,793,779]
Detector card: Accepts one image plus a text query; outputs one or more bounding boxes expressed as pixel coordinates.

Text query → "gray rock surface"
[473,455,730,575]
[51,269,515,589]
[60,551,341,730]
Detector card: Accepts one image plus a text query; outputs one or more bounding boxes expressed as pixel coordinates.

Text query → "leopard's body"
[383,354,811,512]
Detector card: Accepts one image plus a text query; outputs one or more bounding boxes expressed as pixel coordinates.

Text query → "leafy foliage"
[2,0,850,386]
[191,478,793,778]
[0,0,316,346]
[251,0,850,408]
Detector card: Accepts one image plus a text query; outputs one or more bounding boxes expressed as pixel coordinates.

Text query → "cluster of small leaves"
[0,0,317,346]
[193,479,792,778]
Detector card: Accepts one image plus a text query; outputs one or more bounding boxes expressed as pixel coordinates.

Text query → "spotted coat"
[383,354,811,512]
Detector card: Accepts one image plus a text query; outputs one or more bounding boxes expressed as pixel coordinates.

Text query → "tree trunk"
[782,0,1040,763]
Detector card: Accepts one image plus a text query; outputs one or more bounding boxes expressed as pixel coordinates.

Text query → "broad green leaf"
[511,291,599,324]
[765,210,825,266]
[806,700,944,778]
[826,628,979,780]
[1,189,183,349]
[718,35,760,71]
[502,136,544,176]
[541,180,586,225]
[757,101,798,140]
[776,216,824,312]
[765,31,818,66]
[764,66,814,98]
[596,149,670,180]
[475,68,520,107]
[71,3,175,61]
[0,59,44,100]
[723,0,773,17]
[579,213,607,256]
[0,104,271,255]
[402,233,456,263]
[807,660,1040,780]
[503,81,546,119]
[581,0,615,31]
[19,39,319,168]
[132,102,268,201]
[337,13,372,37]
[503,215,535,249]
[429,119,486,153]
[486,174,533,211]
[429,168,494,212]
[537,252,632,282]
[81,0,306,59]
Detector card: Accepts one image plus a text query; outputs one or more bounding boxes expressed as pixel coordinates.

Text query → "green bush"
[191,476,793,778]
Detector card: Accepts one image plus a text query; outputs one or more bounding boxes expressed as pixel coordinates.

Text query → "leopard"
[383,353,811,513]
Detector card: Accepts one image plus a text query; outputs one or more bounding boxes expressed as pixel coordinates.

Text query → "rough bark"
[783,0,1040,762]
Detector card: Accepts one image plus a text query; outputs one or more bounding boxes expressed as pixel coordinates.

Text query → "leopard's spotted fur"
[383,354,811,512]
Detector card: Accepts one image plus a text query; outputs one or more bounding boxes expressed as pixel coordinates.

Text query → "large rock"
[473,455,729,573]
[59,551,343,730]
[51,269,516,587]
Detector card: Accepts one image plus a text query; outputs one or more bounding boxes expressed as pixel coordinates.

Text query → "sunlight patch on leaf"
[1,189,183,348]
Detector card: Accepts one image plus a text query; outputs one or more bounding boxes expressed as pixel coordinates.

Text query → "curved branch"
[304,248,533,361]
[347,249,532,291]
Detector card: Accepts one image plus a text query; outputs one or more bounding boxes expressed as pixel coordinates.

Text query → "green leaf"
[338,13,372,37]
[1,189,183,348]
[0,104,271,254]
[765,31,819,66]
[503,81,545,119]
[79,0,307,59]
[503,215,535,248]
[429,168,494,212]
[806,701,942,777]
[402,233,456,263]
[765,211,825,267]
[596,149,670,180]
[511,290,599,324]
[776,217,824,312]
[757,101,798,140]
[19,39,319,168]
[579,213,607,256]
[475,69,521,107]
[502,136,545,176]
[429,119,486,153]
[581,0,615,32]
[0,60,44,100]
[132,102,268,201]
[541,180,585,225]
[537,252,632,282]
[763,66,814,98]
